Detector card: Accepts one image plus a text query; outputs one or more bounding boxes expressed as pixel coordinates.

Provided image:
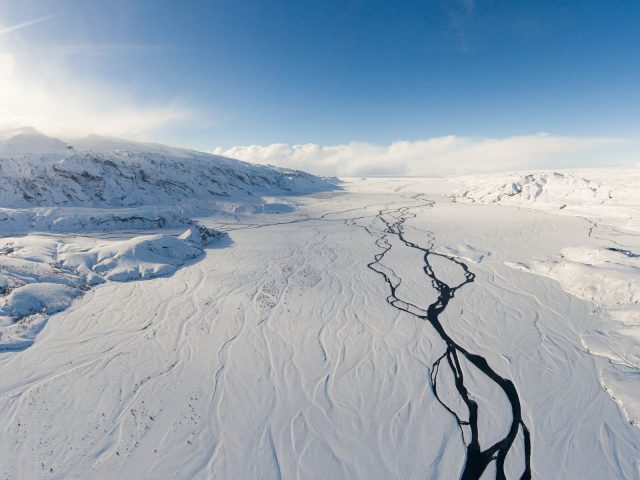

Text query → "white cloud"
[0,51,191,138]
[0,11,193,138]
[0,40,193,139]
[213,135,637,177]
[0,52,15,76]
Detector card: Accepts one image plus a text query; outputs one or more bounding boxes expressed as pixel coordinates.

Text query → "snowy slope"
[449,167,640,233]
[0,128,333,349]
[0,127,72,156]
[0,226,225,350]
[0,129,332,210]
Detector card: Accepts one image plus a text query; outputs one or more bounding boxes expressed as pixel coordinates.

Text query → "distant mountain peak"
[0,127,72,156]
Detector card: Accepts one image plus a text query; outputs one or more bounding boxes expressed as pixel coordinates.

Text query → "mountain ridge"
[0,128,335,209]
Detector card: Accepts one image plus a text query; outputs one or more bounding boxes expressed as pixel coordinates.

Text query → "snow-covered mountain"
[0,127,72,156]
[0,128,334,348]
[0,128,333,209]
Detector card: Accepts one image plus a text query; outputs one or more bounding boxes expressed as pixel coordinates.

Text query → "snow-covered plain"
[1,134,639,479]
[451,168,640,430]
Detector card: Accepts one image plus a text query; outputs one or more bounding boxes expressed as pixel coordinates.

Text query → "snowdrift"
[0,226,226,350]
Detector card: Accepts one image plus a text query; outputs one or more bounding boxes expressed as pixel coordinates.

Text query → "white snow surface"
[0,127,71,156]
[452,167,640,429]
[0,174,638,479]
[0,226,225,350]
[449,166,640,233]
[0,128,334,235]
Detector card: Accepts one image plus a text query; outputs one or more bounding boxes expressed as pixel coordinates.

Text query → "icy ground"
[0,170,639,479]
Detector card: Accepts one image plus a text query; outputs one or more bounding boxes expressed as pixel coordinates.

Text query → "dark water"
[606,247,640,258]
[364,196,531,480]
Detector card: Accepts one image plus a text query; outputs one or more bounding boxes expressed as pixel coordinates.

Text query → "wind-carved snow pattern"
[0,177,639,478]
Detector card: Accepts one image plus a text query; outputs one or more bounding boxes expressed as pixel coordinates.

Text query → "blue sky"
[0,0,638,173]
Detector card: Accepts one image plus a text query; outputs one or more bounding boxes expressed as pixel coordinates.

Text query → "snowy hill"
[0,127,72,156]
[0,226,224,350]
[0,129,333,209]
[449,167,640,233]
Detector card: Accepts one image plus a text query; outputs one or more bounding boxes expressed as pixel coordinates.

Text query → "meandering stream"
[363,196,532,480]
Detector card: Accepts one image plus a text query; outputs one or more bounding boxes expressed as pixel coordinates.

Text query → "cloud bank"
[214,135,637,177]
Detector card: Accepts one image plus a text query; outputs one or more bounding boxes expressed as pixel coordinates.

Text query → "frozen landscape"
[3,0,639,477]
[0,129,639,479]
